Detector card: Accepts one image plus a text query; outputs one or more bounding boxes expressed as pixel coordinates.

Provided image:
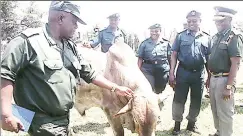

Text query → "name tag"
[220,41,228,44]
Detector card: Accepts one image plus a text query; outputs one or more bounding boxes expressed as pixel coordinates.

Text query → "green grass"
[236,87,243,93]
[235,105,243,114]
[72,122,110,134]
[155,129,173,136]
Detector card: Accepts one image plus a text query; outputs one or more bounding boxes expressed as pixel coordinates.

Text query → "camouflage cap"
[186,10,201,18]
[107,13,120,19]
[213,6,237,21]
[148,23,161,29]
[49,1,87,25]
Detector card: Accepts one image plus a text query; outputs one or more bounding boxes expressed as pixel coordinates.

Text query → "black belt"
[179,63,203,72]
[210,72,229,78]
[143,60,166,65]
[35,111,69,118]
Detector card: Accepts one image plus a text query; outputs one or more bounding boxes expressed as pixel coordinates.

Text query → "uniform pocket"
[219,44,228,50]
[180,40,191,55]
[44,60,63,70]
[43,59,64,84]
[181,40,191,46]
[218,44,229,59]
[103,35,113,45]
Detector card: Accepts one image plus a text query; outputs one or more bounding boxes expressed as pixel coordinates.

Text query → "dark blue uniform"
[172,29,210,123]
[90,26,127,53]
[90,13,127,53]
[137,37,172,93]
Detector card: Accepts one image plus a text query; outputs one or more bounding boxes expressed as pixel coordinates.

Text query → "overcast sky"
[18,1,243,40]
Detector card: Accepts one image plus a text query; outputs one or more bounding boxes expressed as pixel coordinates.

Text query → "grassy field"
[2,68,243,136]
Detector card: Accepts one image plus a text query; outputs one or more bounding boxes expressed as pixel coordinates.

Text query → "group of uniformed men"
[1,1,242,136]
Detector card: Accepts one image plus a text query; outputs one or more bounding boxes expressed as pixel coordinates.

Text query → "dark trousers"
[172,65,204,122]
[28,112,70,136]
[141,63,169,94]
[154,65,169,93]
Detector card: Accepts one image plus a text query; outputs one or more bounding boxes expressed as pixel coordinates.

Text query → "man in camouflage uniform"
[0,1,134,136]
[207,6,242,136]
[169,10,210,135]
[84,13,128,53]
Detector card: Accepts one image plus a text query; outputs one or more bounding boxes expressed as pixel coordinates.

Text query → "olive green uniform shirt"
[1,23,97,116]
[208,28,242,73]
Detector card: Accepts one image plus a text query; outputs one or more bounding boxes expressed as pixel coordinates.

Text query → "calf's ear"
[113,98,133,117]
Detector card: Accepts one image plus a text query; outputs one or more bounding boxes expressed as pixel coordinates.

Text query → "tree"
[133,34,140,52]
[1,1,45,55]
[19,1,44,29]
[127,34,133,49]
[0,1,18,40]
[1,1,45,41]
[125,33,140,52]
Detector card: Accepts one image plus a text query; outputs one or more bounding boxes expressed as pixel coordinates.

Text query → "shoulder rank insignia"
[221,31,234,45]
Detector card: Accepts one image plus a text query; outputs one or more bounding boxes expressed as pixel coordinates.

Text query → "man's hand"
[169,73,176,90]
[114,86,134,98]
[2,114,24,133]
[223,88,233,101]
[92,75,134,97]
[205,78,210,90]
[82,41,91,48]
[204,78,210,98]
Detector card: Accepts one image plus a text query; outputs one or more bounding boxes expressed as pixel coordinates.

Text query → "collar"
[186,29,191,35]
[106,25,120,32]
[42,23,57,46]
[217,27,231,36]
[148,37,163,44]
[186,29,203,37]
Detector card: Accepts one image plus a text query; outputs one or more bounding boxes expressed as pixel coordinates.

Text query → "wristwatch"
[226,85,233,90]
[111,86,117,92]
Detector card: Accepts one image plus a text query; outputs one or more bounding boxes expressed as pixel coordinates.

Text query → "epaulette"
[231,29,243,43]
[223,29,243,45]
[177,29,187,34]
[21,28,41,38]
[99,27,107,33]
[140,38,150,44]
[145,38,152,42]
[162,38,169,42]
[202,31,210,36]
